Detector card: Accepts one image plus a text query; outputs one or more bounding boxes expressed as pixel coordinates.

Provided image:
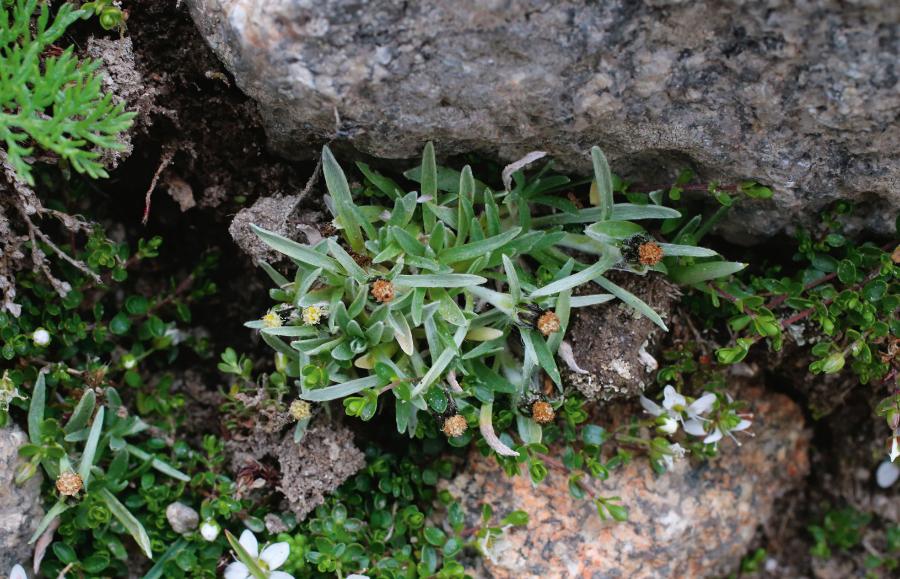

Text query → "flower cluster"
[641,385,752,446]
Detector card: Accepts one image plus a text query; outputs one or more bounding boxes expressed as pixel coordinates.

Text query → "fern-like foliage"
[0,0,135,185]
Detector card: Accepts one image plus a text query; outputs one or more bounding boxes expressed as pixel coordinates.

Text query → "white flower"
[658,416,678,435]
[889,435,900,463]
[876,460,900,488]
[643,386,717,435]
[10,564,27,579]
[32,327,50,347]
[704,418,753,446]
[661,442,687,470]
[225,530,293,579]
[200,519,220,541]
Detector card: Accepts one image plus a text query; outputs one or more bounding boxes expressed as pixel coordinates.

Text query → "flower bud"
[289,399,311,421]
[32,327,51,347]
[121,353,137,370]
[199,519,220,541]
[371,279,395,303]
[531,400,556,424]
[657,416,678,435]
[536,311,561,336]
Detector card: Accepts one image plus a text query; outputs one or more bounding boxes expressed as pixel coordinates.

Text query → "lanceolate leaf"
[669,261,747,285]
[658,243,719,258]
[301,375,382,402]
[591,146,614,221]
[98,488,153,559]
[530,252,617,298]
[251,225,341,273]
[29,500,70,544]
[322,145,364,252]
[439,227,522,264]
[78,406,104,490]
[64,389,96,434]
[595,276,668,331]
[28,369,46,444]
[394,273,487,288]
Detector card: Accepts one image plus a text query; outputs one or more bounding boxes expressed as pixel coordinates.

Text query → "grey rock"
[165,502,200,534]
[0,425,44,572]
[187,0,899,240]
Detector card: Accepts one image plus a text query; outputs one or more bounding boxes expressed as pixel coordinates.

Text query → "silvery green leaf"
[251,225,341,274]
[502,254,521,303]
[261,325,317,337]
[293,417,310,443]
[468,286,516,315]
[372,243,403,264]
[657,243,719,258]
[524,329,561,386]
[99,488,153,559]
[29,500,70,544]
[585,220,645,242]
[411,287,425,327]
[388,310,415,355]
[439,227,522,264]
[420,141,438,198]
[125,444,190,482]
[611,203,681,221]
[356,161,403,199]
[669,261,747,285]
[64,389,96,434]
[395,273,486,288]
[436,289,468,327]
[259,261,289,287]
[391,225,428,257]
[426,202,458,229]
[387,192,419,227]
[28,370,46,444]
[327,238,368,282]
[293,336,343,355]
[595,276,668,331]
[413,347,457,396]
[529,252,617,298]
[322,145,364,252]
[570,294,616,307]
[78,407,104,490]
[547,290,570,353]
[517,414,543,445]
[301,375,382,401]
[404,164,488,196]
[532,204,680,226]
[591,146,614,221]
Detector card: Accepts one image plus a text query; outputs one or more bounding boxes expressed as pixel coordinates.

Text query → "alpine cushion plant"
[248,143,744,457]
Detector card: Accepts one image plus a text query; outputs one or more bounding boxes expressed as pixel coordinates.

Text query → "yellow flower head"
[289,399,312,421]
[262,310,282,328]
[302,305,327,326]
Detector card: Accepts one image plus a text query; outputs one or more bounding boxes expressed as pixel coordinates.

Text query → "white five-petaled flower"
[661,442,687,470]
[225,530,293,579]
[10,564,27,579]
[641,386,717,437]
[703,416,753,446]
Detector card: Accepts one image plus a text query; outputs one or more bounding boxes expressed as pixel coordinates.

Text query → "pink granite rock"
[444,386,810,578]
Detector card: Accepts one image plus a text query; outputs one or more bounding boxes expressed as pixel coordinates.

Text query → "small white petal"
[876,460,900,488]
[259,542,290,570]
[11,565,28,579]
[687,393,717,416]
[683,419,707,436]
[239,530,259,559]
[662,385,686,410]
[224,562,250,579]
[704,428,724,444]
[640,396,664,416]
[891,437,900,463]
[732,419,752,432]
[200,521,220,541]
[346,575,371,579]
[269,572,295,579]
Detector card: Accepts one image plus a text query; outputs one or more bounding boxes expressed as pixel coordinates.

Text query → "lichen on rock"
[0,425,45,572]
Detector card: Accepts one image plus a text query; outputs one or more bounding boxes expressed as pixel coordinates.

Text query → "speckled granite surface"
[187,0,899,239]
[444,386,810,578]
